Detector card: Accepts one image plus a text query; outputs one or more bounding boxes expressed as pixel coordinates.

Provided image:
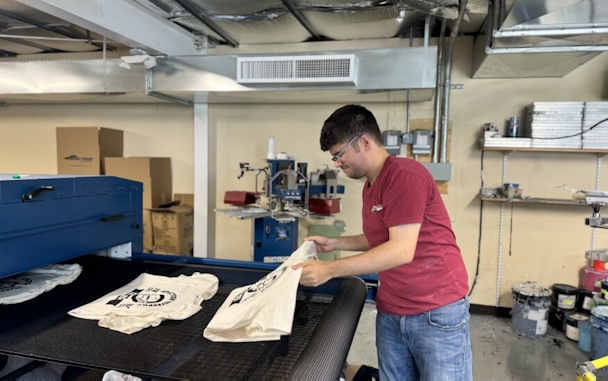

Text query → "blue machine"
[253,217,298,262]
[0,174,143,279]
[221,158,345,263]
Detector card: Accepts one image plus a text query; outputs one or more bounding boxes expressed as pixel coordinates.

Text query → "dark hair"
[320,104,383,151]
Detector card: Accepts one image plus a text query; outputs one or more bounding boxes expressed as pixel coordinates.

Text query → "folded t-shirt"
[0,264,82,305]
[69,272,219,334]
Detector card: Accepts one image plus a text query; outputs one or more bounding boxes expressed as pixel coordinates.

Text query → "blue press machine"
[0,174,145,278]
[0,173,288,279]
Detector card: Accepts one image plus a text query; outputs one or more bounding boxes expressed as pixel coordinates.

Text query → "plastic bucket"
[591,306,608,358]
[583,266,608,292]
[579,320,592,353]
[548,306,568,332]
[577,289,595,313]
[551,284,577,310]
[565,313,589,341]
[511,282,551,338]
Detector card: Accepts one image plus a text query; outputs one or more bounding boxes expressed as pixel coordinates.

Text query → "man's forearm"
[333,234,370,251]
[326,240,414,278]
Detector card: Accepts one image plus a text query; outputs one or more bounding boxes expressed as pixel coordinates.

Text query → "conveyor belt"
[0,255,366,380]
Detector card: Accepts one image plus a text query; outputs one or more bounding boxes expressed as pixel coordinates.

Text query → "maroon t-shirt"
[362,156,469,315]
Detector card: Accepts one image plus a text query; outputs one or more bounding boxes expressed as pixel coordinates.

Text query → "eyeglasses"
[331,135,360,162]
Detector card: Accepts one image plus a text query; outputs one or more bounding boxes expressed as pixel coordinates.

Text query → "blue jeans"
[376,297,473,381]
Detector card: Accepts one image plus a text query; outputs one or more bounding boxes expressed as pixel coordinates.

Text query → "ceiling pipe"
[172,0,239,47]
[432,17,446,164]
[0,34,106,43]
[489,45,608,53]
[0,9,115,51]
[280,0,323,41]
[494,27,608,38]
[440,0,467,164]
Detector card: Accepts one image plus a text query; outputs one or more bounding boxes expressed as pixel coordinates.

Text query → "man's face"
[329,136,365,179]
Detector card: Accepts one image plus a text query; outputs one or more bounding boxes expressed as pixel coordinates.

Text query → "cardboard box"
[56,127,123,175]
[105,157,172,209]
[142,209,153,253]
[174,193,194,208]
[151,205,193,256]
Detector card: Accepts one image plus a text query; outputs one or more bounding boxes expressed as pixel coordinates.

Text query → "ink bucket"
[577,289,595,313]
[565,313,589,341]
[511,282,551,338]
[591,306,608,358]
[551,284,577,310]
[579,320,592,352]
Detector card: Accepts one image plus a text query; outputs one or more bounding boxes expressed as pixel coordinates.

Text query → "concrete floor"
[347,302,608,380]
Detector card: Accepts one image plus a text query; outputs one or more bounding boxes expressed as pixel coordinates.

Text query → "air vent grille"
[237,54,356,84]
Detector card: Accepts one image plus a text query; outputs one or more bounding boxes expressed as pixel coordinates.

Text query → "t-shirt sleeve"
[381,170,429,228]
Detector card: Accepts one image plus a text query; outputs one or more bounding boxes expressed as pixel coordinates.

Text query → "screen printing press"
[0,174,367,380]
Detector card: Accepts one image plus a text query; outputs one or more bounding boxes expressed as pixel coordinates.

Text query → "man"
[293,105,472,380]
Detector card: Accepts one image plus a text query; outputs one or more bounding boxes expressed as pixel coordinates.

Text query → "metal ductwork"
[0,46,437,103]
[473,0,608,78]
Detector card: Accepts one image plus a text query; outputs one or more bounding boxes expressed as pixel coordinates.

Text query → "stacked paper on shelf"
[524,102,583,149]
[583,102,608,149]
[480,137,532,148]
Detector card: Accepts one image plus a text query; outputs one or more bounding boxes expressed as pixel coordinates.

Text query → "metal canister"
[506,117,520,137]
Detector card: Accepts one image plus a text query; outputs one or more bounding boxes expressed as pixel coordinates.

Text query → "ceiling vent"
[236,54,357,85]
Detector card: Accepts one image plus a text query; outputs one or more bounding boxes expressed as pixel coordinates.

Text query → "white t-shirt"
[204,241,317,342]
[69,272,219,334]
[0,264,82,304]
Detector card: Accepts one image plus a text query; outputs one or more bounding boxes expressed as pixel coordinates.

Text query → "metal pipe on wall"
[432,18,446,164]
[440,0,468,163]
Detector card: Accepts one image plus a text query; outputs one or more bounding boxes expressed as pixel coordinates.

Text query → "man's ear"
[361,135,372,150]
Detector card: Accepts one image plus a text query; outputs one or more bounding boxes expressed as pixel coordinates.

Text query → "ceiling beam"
[0,37,65,53]
[0,49,17,57]
[280,0,323,41]
[172,0,238,48]
[16,0,204,56]
[0,8,112,51]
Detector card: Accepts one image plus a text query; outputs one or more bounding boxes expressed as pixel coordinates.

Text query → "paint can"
[602,281,608,300]
[506,117,520,137]
[565,313,589,341]
[583,266,608,292]
[548,306,568,331]
[591,306,608,358]
[579,320,592,352]
[551,284,578,310]
[577,289,596,313]
[586,248,608,271]
[511,282,551,338]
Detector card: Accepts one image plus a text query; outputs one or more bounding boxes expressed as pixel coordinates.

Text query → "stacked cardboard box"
[56,127,123,175]
[150,203,194,256]
[105,157,172,253]
[55,127,194,256]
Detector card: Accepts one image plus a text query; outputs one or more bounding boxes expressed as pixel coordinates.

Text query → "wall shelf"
[478,196,588,206]
[481,147,608,154]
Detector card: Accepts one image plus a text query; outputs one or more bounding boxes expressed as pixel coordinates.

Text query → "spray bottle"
[267,136,275,159]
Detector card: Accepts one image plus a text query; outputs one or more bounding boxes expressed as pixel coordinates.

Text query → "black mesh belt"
[0,255,367,380]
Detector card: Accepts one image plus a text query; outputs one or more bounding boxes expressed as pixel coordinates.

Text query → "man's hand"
[292,260,333,287]
[304,236,335,253]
